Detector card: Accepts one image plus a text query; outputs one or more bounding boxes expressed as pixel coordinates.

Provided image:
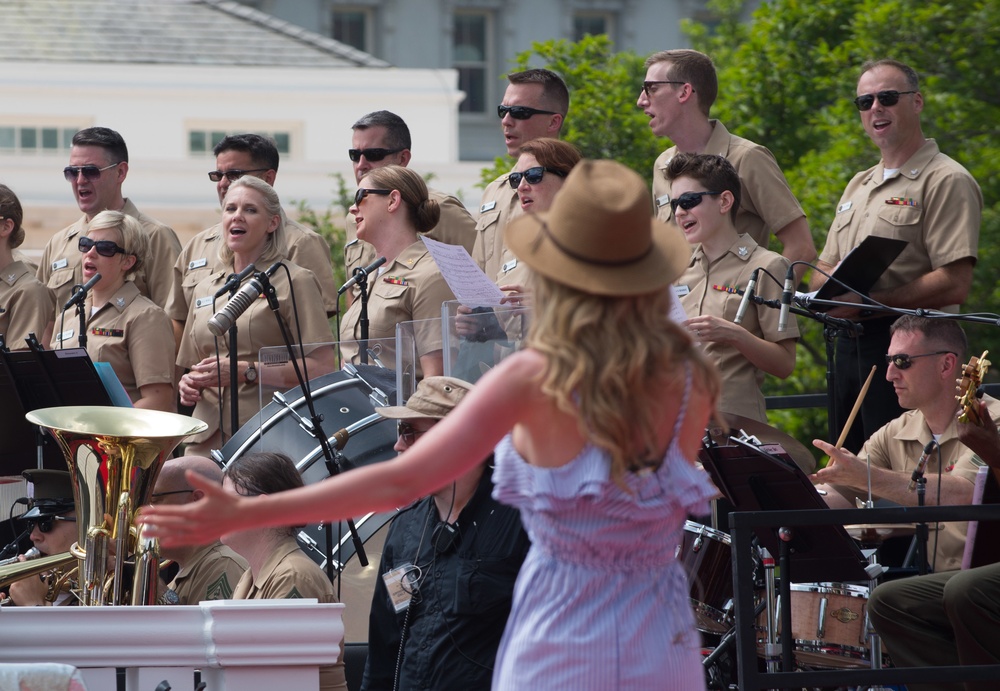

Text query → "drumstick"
[834,365,877,449]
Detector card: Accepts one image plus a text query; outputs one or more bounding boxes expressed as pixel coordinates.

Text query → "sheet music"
[423,236,505,307]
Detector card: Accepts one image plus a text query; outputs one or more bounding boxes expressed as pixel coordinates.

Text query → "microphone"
[338,256,386,295]
[62,273,102,311]
[778,265,794,332]
[214,263,256,299]
[734,268,758,325]
[207,262,283,337]
[908,440,938,492]
[0,547,40,567]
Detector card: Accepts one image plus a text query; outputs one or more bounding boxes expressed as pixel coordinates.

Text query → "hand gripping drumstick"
[834,365,877,449]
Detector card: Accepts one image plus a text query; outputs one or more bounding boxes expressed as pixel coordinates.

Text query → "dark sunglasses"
[497,104,558,120]
[642,80,686,96]
[348,148,404,163]
[63,163,119,182]
[27,516,76,534]
[853,90,917,111]
[78,236,127,257]
[397,421,428,445]
[354,188,392,206]
[507,166,568,189]
[885,350,955,370]
[207,168,270,182]
[150,489,194,505]
[669,190,722,213]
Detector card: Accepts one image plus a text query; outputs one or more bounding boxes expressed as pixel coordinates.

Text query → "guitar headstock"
[957,350,991,425]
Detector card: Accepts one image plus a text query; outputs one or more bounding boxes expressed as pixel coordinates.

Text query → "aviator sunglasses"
[669,190,722,213]
[348,148,403,163]
[208,168,269,182]
[885,350,955,370]
[507,166,568,189]
[78,236,127,257]
[853,90,917,111]
[26,516,76,534]
[497,105,558,120]
[63,163,119,182]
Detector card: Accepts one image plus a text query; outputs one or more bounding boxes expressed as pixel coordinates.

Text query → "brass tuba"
[23,406,207,605]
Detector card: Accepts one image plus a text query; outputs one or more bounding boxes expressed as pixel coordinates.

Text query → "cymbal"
[708,413,817,474]
[845,523,916,544]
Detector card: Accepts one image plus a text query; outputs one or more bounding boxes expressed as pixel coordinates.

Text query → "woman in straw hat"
[143,160,720,690]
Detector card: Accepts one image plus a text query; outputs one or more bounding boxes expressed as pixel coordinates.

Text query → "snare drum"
[677,521,735,633]
[760,582,872,669]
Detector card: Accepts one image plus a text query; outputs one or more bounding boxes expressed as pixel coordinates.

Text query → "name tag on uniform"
[501,258,518,273]
[480,200,497,213]
[837,201,853,214]
[56,329,74,342]
[655,194,672,208]
[675,285,691,297]
[51,258,68,271]
[187,258,208,270]
[195,296,214,309]
[383,564,419,613]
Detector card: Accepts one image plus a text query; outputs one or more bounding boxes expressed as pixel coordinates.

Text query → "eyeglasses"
[207,168,270,182]
[27,516,76,534]
[642,80,687,96]
[497,105,558,120]
[885,350,955,370]
[853,90,918,111]
[397,421,429,445]
[669,190,722,213]
[63,163,119,182]
[348,148,404,163]
[354,188,392,206]
[507,166,569,189]
[78,236,126,257]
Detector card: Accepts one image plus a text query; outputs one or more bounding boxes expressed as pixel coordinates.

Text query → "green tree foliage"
[480,34,668,186]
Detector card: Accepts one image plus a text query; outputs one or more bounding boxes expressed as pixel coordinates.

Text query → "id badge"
[384,564,419,613]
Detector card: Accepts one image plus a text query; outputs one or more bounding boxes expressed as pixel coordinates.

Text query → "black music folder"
[813,235,908,304]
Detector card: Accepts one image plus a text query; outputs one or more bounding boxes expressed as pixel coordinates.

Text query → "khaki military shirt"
[37,199,181,310]
[652,120,805,250]
[833,395,1000,572]
[676,236,798,422]
[819,139,982,311]
[52,281,174,404]
[472,173,521,281]
[232,535,345,691]
[344,187,476,276]
[167,541,248,605]
[177,262,334,445]
[339,239,454,372]
[166,218,338,320]
[0,260,54,349]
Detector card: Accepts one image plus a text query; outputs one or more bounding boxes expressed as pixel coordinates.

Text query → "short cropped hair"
[351,110,412,152]
[664,153,741,224]
[859,59,920,91]
[213,134,281,172]
[890,315,968,360]
[508,68,570,118]
[87,210,148,281]
[72,127,129,164]
[644,49,718,116]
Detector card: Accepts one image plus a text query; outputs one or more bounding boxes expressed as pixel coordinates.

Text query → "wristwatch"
[244,362,258,384]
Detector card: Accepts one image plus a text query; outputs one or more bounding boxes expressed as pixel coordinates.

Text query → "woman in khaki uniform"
[51,210,175,411]
[177,176,335,455]
[339,165,454,379]
[0,185,54,349]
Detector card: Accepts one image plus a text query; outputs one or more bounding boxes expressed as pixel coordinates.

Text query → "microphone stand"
[223,273,242,438]
[355,269,373,365]
[70,290,89,350]
[257,269,368,581]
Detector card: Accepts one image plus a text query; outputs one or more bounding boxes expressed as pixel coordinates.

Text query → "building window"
[573,11,616,42]
[0,125,82,154]
[332,7,372,53]
[187,129,293,157]
[453,10,491,114]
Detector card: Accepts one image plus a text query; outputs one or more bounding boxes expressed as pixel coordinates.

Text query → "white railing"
[0,599,344,691]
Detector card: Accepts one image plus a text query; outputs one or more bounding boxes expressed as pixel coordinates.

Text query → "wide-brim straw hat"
[505,159,690,296]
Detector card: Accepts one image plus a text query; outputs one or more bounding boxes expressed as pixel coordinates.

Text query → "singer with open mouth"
[51,209,175,412]
[177,176,335,456]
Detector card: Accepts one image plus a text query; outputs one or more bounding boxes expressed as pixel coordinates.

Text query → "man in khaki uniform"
[343,110,475,301]
[812,316,999,572]
[812,59,982,453]
[37,127,181,310]
[475,69,569,285]
[152,456,247,605]
[637,49,815,282]
[165,133,339,350]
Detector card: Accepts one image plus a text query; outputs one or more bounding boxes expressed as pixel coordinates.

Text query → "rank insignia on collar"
[6,273,15,282]
[737,246,748,257]
[91,328,124,338]
[116,297,126,308]
[384,276,408,286]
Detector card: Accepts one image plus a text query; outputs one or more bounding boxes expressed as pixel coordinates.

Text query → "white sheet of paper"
[423,236,505,307]
[670,285,689,324]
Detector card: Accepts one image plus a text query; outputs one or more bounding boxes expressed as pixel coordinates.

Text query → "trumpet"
[0,547,40,567]
[0,549,78,606]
